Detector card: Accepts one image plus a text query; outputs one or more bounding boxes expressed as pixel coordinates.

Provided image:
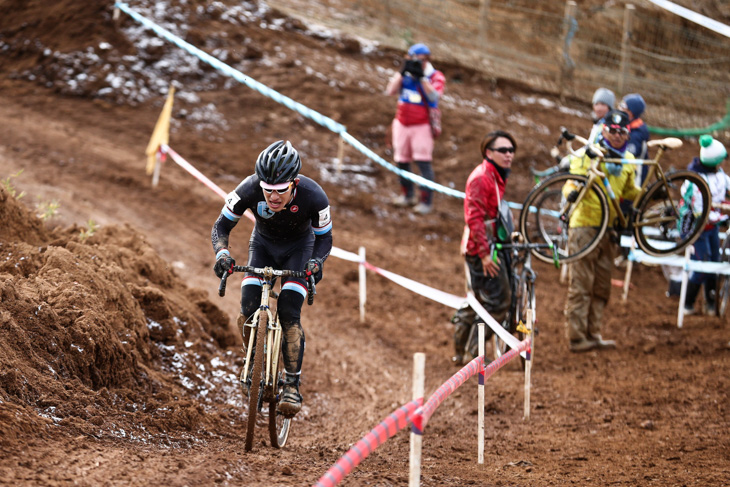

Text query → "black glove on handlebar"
[214,254,235,278]
[305,257,323,284]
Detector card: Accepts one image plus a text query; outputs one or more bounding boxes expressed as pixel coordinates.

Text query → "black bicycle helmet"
[255,140,301,185]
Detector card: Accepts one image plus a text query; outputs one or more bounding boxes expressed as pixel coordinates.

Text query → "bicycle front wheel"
[634,170,711,256]
[516,277,535,368]
[716,236,730,318]
[519,172,609,263]
[268,346,292,448]
[244,312,268,451]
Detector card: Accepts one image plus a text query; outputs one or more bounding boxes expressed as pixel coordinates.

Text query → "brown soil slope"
[0,1,728,486]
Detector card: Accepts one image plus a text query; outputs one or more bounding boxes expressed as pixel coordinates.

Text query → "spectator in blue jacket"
[620,93,651,184]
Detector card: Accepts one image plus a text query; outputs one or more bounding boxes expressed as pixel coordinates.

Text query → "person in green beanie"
[683,135,730,316]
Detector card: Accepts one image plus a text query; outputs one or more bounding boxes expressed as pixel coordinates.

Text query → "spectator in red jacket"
[450,130,517,364]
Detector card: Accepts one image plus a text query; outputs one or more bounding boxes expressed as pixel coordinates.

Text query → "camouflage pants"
[564,228,614,342]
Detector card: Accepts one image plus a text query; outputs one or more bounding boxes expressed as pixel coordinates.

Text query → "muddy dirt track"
[1,1,729,485]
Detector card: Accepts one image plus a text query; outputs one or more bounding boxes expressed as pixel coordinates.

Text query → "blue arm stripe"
[222,207,241,222]
[313,222,333,235]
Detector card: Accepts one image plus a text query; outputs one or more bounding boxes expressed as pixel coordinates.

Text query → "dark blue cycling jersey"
[211,174,333,265]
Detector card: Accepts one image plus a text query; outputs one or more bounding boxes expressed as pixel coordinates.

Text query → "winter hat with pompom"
[699,135,727,167]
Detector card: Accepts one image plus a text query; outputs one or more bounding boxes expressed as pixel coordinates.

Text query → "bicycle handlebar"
[218,265,316,305]
[491,241,560,268]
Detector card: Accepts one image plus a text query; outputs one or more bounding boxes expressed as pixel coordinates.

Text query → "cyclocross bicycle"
[489,232,558,367]
[519,130,711,264]
[219,265,315,451]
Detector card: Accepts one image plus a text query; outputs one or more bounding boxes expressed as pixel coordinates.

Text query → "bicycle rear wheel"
[268,346,292,448]
[244,312,268,451]
[519,173,609,263]
[716,236,730,318]
[634,170,711,256]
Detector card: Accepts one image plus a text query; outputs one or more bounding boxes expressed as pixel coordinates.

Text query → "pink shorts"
[392,119,434,162]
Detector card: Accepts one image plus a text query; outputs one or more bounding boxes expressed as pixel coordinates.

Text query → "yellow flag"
[145,85,175,175]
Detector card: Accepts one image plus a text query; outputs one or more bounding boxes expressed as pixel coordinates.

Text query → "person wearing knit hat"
[619,93,651,183]
[589,87,616,142]
[682,135,730,316]
[700,134,728,166]
[553,87,617,169]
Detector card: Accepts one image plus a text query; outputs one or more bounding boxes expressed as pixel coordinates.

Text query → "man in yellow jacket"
[563,110,641,352]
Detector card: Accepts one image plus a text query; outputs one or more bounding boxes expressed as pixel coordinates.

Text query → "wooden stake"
[409,353,425,487]
[618,4,635,96]
[336,135,345,176]
[677,245,694,328]
[478,323,485,464]
[523,309,533,420]
[359,246,366,322]
[622,237,636,302]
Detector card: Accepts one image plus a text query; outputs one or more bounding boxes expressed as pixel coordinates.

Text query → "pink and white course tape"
[313,399,423,487]
[411,338,530,434]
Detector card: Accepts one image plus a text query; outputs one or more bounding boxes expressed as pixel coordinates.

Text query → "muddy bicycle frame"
[219,265,314,451]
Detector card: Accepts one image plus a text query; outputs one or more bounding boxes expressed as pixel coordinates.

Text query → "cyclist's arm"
[211,213,237,255]
[311,201,333,264]
[212,180,253,255]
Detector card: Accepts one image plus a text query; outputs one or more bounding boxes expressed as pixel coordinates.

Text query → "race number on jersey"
[318,206,331,227]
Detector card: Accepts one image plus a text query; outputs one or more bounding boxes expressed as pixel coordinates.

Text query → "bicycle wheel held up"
[519,132,711,264]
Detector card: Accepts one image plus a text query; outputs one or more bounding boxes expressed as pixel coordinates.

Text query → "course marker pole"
[314,400,422,487]
[622,236,636,302]
[560,260,569,284]
[358,246,366,322]
[478,323,485,464]
[336,135,345,175]
[523,309,533,420]
[409,353,425,487]
[677,245,694,328]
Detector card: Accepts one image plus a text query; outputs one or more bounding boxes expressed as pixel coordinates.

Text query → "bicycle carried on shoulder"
[519,130,711,264]
[219,265,315,451]
[489,232,559,366]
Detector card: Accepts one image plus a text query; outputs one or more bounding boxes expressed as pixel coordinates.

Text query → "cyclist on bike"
[211,140,332,417]
[451,130,517,365]
[563,110,640,352]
